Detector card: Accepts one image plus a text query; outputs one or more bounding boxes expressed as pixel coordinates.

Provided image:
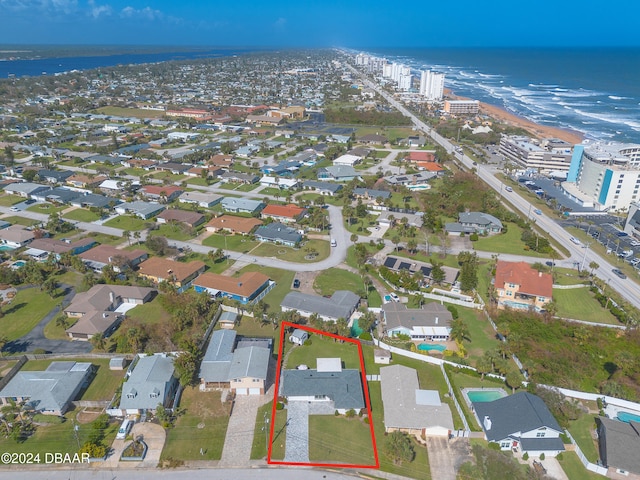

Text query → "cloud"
[121,5,163,21]
[0,0,78,13]
[87,0,111,19]
[274,17,287,29]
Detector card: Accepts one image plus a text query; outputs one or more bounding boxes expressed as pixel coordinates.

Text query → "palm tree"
[476,355,494,381]
[589,261,600,276]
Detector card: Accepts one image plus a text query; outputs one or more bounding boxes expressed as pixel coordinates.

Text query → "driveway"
[426,436,472,480]
[101,421,165,469]
[219,393,268,467]
[283,400,309,463]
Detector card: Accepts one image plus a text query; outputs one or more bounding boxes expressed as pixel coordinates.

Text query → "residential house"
[118,354,178,415]
[378,210,424,228]
[199,329,271,395]
[193,271,274,304]
[115,201,165,219]
[0,362,93,415]
[384,171,439,187]
[261,204,307,224]
[358,133,387,145]
[281,357,365,414]
[474,392,565,457]
[27,237,96,260]
[329,134,351,144]
[317,165,360,182]
[140,185,183,202]
[64,284,156,340]
[353,188,391,202]
[0,225,35,249]
[219,171,259,184]
[259,176,299,189]
[596,416,640,479]
[281,290,360,322]
[137,257,206,293]
[205,215,263,235]
[494,261,553,312]
[382,255,459,285]
[179,191,222,208]
[220,197,264,215]
[37,169,73,184]
[254,222,302,246]
[3,182,48,198]
[33,187,80,204]
[302,180,343,196]
[207,154,233,168]
[446,212,503,236]
[79,244,148,272]
[333,154,361,167]
[157,209,205,228]
[380,365,454,436]
[382,302,452,341]
[154,162,191,175]
[69,193,114,209]
[66,174,107,189]
[405,151,435,163]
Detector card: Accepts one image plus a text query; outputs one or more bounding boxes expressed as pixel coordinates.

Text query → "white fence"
[563,429,608,476]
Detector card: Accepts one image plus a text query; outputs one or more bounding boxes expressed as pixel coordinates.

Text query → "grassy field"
[149,223,198,242]
[313,267,379,306]
[558,451,606,480]
[0,195,26,206]
[161,387,231,461]
[460,307,501,365]
[553,287,620,324]
[151,171,186,183]
[126,296,172,327]
[250,239,330,263]
[21,358,124,401]
[238,265,295,314]
[43,315,74,340]
[63,208,101,223]
[355,126,415,142]
[0,288,59,342]
[94,106,166,119]
[473,222,548,258]
[103,215,149,231]
[567,415,599,463]
[308,415,377,465]
[202,233,260,253]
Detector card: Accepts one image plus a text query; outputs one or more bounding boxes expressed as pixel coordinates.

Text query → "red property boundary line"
[267,321,380,469]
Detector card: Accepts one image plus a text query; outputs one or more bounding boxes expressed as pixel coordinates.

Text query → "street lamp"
[580,242,591,272]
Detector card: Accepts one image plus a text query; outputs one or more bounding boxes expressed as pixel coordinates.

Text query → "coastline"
[445,88,584,145]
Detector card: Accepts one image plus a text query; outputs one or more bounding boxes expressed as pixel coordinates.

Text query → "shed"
[109,357,127,370]
[374,348,391,364]
[289,328,308,345]
[219,311,238,329]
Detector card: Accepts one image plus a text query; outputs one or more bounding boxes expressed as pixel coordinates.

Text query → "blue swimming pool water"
[12,261,25,268]
[417,343,446,352]
[467,390,507,403]
[617,411,640,423]
[350,319,362,338]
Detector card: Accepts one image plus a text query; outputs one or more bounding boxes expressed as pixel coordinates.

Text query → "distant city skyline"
[0,0,638,47]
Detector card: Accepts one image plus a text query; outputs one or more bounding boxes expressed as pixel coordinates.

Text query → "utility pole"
[580,242,591,272]
[263,412,270,449]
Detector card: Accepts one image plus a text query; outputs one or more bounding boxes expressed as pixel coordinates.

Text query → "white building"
[333,154,361,167]
[419,70,445,101]
[564,142,640,211]
[499,136,573,173]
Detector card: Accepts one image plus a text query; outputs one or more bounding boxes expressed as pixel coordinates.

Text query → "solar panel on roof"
[420,266,432,276]
[398,262,411,271]
[383,257,396,268]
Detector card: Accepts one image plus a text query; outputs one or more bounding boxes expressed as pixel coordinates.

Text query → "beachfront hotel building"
[419,70,445,101]
[563,141,640,211]
[443,100,480,115]
[499,135,573,174]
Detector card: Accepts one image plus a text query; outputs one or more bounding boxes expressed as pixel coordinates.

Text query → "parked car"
[116,419,133,440]
[612,268,627,279]
[293,279,300,288]
[389,293,400,302]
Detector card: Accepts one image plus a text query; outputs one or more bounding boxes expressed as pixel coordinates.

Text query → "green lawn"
[553,287,620,324]
[0,215,41,227]
[250,239,330,263]
[26,203,66,215]
[63,208,101,222]
[202,233,260,253]
[308,415,377,465]
[238,265,295,314]
[151,172,186,183]
[260,187,288,197]
[181,252,231,274]
[149,223,198,242]
[267,405,288,460]
[285,336,362,370]
[185,177,210,186]
[251,401,277,460]
[295,193,343,206]
[78,232,123,245]
[558,451,606,480]
[553,267,590,286]
[121,167,148,177]
[355,126,415,142]
[473,222,548,258]
[313,267,379,306]
[21,358,124,401]
[161,387,231,461]
[43,314,75,340]
[126,296,172,327]
[567,415,599,464]
[232,316,280,353]
[103,215,150,231]
[460,307,501,365]
[0,195,26,206]
[0,289,59,342]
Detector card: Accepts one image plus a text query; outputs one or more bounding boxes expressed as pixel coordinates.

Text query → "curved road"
[347,62,640,311]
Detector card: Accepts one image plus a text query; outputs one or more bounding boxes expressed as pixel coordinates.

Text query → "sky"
[0,0,638,48]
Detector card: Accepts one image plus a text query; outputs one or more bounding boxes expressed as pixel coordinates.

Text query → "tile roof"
[261,203,306,219]
[206,215,262,234]
[157,209,205,225]
[194,271,270,297]
[495,261,553,298]
[79,244,147,265]
[137,257,205,283]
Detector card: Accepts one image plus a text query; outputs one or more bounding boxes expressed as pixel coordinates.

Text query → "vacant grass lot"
[149,223,198,241]
[0,289,58,342]
[161,387,231,461]
[78,232,123,245]
[63,208,101,223]
[1,215,41,227]
[460,307,501,365]
[473,222,548,258]
[21,358,124,401]
[103,215,149,231]
[26,203,66,215]
[553,287,620,324]
[313,267,379,306]
[126,297,172,327]
[250,239,330,263]
[308,415,376,465]
[202,233,260,253]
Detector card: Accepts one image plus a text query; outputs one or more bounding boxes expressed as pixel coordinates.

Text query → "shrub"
[469,233,479,242]
[522,452,529,461]
[345,409,356,418]
[556,452,564,461]
[488,442,501,451]
[363,417,370,424]
[539,453,545,460]
[276,402,284,411]
[559,433,571,444]
[359,331,372,341]
[303,339,312,346]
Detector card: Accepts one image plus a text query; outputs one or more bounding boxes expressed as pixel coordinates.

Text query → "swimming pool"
[417,343,446,352]
[11,261,26,268]
[617,411,640,423]
[463,388,508,405]
[350,318,362,338]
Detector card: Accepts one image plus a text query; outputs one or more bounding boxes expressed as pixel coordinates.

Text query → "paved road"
[348,63,640,311]
[3,284,92,355]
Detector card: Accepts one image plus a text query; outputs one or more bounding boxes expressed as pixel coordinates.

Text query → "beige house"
[494,261,553,312]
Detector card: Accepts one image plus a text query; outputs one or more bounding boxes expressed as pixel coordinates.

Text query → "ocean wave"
[609,95,629,100]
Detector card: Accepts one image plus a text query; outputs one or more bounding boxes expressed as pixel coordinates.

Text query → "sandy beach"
[444,89,584,145]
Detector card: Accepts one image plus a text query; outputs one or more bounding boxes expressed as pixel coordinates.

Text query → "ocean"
[0,48,249,79]
[362,48,640,144]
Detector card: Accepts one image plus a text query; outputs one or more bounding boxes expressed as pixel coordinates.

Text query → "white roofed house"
[381,302,452,342]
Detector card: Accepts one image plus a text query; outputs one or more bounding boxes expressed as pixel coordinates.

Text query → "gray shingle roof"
[458,212,503,229]
[119,355,175,411]
[281,369,364,410]
[200,330,236,382]
[255,222,302,244]
[303,180,343,193]
[227,346,270,381]
[596,417,640,474]
[473,392,563,443]
[382,302,453,331]
[281,290,359,321]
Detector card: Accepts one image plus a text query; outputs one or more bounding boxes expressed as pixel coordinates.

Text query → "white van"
[330,238,337,247]
[116,419,133,440]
